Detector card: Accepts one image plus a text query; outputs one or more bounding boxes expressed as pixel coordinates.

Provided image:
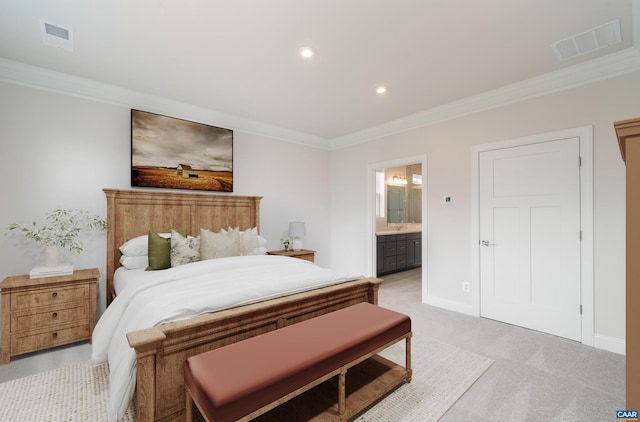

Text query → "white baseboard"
[424,295,476,316]
[425,295,626,356]
[593,333,625,355]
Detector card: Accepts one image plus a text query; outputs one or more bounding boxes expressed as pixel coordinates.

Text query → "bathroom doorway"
[368,155,427,298]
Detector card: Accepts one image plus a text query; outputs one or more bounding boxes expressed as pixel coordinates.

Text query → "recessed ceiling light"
[375,85,387,95]
[299,47,315,59]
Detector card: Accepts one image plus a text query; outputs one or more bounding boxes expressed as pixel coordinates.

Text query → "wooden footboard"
[126,277,382,422]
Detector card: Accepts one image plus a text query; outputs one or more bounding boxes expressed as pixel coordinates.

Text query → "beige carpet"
[0,336,492,421]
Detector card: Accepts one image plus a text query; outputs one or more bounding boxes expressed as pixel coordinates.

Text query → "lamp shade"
[289,222,305,251]
[289,222,306,238]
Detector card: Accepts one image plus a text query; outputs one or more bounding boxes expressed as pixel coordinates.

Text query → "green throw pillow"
[146,229,187,271]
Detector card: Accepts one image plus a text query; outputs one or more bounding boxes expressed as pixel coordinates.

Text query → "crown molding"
[329,0,640,150]
[2,37,639,152]
[329,46,640,150]
[0,58,330,149]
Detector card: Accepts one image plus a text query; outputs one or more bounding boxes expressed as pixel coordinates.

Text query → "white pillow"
[247,246,268,255]
[200,227,240,260]
[244,236,268,255]
[170,230,200,267]
[119,255,148,270]
[119,232,172,256]
[238,227,260,255]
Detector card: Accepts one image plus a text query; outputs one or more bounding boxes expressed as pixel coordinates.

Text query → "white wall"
[329,70,640,352]
[2,69,638,353]
[0,81,331,316]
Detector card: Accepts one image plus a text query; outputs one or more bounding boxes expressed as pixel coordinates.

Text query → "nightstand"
[0,268,98,364]
[267,249,316,263]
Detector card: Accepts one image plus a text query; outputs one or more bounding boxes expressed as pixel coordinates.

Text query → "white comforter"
[91,255,359,422]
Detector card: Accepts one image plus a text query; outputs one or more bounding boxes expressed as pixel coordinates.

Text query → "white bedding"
[113,266,139,294]
[92,255,360,422]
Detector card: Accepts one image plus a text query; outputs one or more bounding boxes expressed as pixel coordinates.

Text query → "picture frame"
[131,109,233,192]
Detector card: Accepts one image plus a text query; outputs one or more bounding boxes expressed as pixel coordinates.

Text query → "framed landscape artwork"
[131,109,233,192]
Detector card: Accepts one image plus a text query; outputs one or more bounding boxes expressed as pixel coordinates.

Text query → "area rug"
[0,336,492,421]
[356,336,493,421]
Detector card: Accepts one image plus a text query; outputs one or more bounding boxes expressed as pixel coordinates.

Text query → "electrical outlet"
[462,281,470,293]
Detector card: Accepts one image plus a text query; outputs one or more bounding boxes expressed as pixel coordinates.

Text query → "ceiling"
[1,0,639,149]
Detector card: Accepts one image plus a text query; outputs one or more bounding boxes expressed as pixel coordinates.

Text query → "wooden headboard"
[103,188,262,305]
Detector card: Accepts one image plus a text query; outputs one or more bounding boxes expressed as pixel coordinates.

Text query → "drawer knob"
[52,292,58,298]
[52,332,58,338]
[52,312,58,318]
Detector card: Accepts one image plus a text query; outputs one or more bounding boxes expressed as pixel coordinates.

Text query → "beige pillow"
[222,227,259,255]
[200,227,240,260]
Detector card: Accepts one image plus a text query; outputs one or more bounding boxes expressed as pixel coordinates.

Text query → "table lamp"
[289,222,306,251]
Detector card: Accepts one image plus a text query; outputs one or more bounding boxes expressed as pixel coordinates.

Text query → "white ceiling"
[1,0,639,149]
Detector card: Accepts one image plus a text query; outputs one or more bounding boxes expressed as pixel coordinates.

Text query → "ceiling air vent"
[40,19,74,52]
[552,19,621,62]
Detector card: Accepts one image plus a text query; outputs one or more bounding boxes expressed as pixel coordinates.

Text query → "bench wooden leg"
[338,368,347,418]
[406,334,413,382]
[185,386,194,422]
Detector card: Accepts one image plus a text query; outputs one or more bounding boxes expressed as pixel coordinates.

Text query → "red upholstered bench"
[184,302,412,422]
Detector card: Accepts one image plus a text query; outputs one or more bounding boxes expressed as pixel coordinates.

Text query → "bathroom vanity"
[376,231,421,276]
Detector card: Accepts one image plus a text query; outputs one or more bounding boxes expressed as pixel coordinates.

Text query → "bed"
[99,189,382,422]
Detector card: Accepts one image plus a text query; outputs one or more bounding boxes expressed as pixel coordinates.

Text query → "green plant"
[280,237,292,247]
[7,209,107,254]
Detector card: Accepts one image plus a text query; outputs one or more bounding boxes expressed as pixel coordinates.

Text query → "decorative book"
[29,263,74,279]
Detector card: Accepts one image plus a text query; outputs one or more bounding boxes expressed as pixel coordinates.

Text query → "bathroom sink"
[376,226,422,235]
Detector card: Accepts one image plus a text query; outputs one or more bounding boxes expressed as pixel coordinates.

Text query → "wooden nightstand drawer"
[12,302,89,331]
[12,322,91,355]
[12,284,89,309]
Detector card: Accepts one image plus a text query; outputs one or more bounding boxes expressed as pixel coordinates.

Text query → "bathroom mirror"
[378,164,422,225]
[386,185,406,223]
[408,185,421,223]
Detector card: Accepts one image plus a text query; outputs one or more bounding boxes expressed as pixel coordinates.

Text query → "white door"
[479,138,582,341]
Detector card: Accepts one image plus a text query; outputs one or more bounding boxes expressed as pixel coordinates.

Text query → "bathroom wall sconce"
[392,175,408,185]
[289,221,306,251]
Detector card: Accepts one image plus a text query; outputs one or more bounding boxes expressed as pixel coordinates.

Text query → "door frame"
[470,126,594,346]
[367,155,428,298]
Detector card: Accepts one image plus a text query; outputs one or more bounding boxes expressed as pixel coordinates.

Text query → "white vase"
[44,245,59,267]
